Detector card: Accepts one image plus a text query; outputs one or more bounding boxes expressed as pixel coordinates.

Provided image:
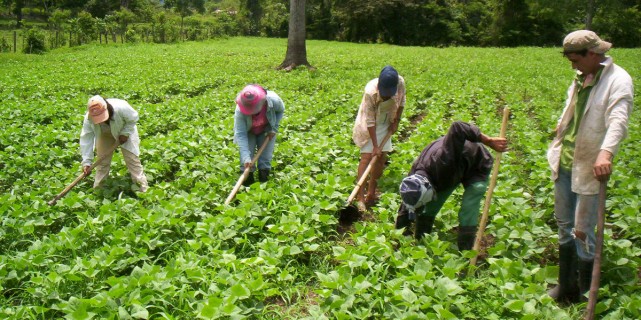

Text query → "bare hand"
[372,146,382,157]
[83,165,91,175]
[118,135,129,144]
[267,132,276,139]
[593,150,613,181]
[244,162,252,169]
[482,135,508,152]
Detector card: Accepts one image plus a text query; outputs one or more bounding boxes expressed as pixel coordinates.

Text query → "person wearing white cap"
[396,121,507,250]
[547,30,633,303]
[80,95,148,192]
[352,65,406,210]
[233,84,285,185]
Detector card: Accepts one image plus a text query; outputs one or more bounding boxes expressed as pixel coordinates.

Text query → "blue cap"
[377,65,399,97]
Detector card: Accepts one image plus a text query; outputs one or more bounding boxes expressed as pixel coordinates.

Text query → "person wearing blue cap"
[396,121,507,250]
[352,65,406,210]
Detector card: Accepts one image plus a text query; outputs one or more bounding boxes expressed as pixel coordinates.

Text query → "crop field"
[1,38,640,319]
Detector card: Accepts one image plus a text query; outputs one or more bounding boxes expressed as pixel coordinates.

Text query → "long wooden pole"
[470,107,510,266]
[224,136,272,205]
[346,131,394,205]
[585,179,608,320]
[48,142,120,206]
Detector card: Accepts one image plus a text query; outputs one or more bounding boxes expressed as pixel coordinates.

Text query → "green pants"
[417,180,488,227]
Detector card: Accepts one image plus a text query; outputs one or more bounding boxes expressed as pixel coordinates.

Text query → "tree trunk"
[278,0,313,70]
[586,0,595,30]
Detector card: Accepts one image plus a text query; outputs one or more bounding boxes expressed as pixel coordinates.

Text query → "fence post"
[13,31,17,53]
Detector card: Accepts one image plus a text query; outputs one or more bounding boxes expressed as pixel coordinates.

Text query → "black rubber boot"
[242,171,255,186]
[414,215,435,240]
[548,241,579,303]
[457,226,477,251]
[578,259,594,301]
[258,168,270,182]
[395,205,413,236]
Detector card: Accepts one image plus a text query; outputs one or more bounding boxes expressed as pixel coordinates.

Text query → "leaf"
[229,283,250,300]
[503,299,524,312]
[400,287,417,303]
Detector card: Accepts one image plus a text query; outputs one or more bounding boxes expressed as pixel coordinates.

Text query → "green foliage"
[0,36,10,52]
[22,27,46,53]
[0,38,640,319]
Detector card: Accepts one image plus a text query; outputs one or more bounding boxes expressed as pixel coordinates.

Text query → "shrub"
[0,37,11,52]
[23,28,47,54]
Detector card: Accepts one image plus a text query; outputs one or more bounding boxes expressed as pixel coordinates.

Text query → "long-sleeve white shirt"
[547,57,633,194]
[79,99,141,166]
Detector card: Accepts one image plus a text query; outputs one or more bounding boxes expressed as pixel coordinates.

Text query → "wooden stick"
[470,107,510,266]
[224,135,272,205]
[346,130,394,205]
[48,142,120,206]
[585,179,608,320]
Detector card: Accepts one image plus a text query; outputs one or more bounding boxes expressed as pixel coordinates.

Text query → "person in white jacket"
[80,95,148,192]
[547,30,633,304]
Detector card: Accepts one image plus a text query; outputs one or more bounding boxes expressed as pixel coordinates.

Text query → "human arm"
[595,73,633,180]
[390,77,406,133]
[233,109,252,166]
[118,100,139,140]
[480,133,508,152]
[79,116,96,168]
[267,92,285,138]
[441,121,484,159]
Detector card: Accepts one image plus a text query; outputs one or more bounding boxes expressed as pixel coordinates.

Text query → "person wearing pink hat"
[547,30,633,303]
[80,95,148,192]
[352,65,406,209]
[233,84,285,185]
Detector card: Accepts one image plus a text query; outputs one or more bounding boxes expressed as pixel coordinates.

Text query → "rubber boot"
[578,259,594,302]
[457,226,477,251]
[258,168,270,182]
[395,214,412,236]
[242,171,255,186]
[414,215,435,240]
[548,241,579,303]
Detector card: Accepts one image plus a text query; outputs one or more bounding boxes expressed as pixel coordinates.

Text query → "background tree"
[164,0,205,39]
[239,0,261,35]
[278,0,312,70]
[8,0,25,27]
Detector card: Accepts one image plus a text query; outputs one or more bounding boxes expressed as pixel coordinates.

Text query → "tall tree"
[241,0,261,35]
[165,0,205,39]
[585,0,595,29]
[278,0,313,70]
[8,0,25,27]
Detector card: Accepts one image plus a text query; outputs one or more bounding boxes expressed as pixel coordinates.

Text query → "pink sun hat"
[236,84,267,115]
[87,95,109,124]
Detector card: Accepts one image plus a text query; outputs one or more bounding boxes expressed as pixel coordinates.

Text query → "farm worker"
[395,121,507,250]
[352,65,406,210]
[547,30,633,303]
[233,84,285,185]
[80,95,148,192]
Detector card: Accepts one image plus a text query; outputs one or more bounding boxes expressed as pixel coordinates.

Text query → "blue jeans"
[554,168,598,261]
[239,131,276,171]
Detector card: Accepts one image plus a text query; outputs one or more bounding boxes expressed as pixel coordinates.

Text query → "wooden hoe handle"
[346,130,394,205]
[225,135,272,205]
[48,142,120,206]
[584,179,608,320]
[470,107,510,266]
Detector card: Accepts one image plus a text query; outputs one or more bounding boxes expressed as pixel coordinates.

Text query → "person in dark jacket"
[395,121,508,250]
